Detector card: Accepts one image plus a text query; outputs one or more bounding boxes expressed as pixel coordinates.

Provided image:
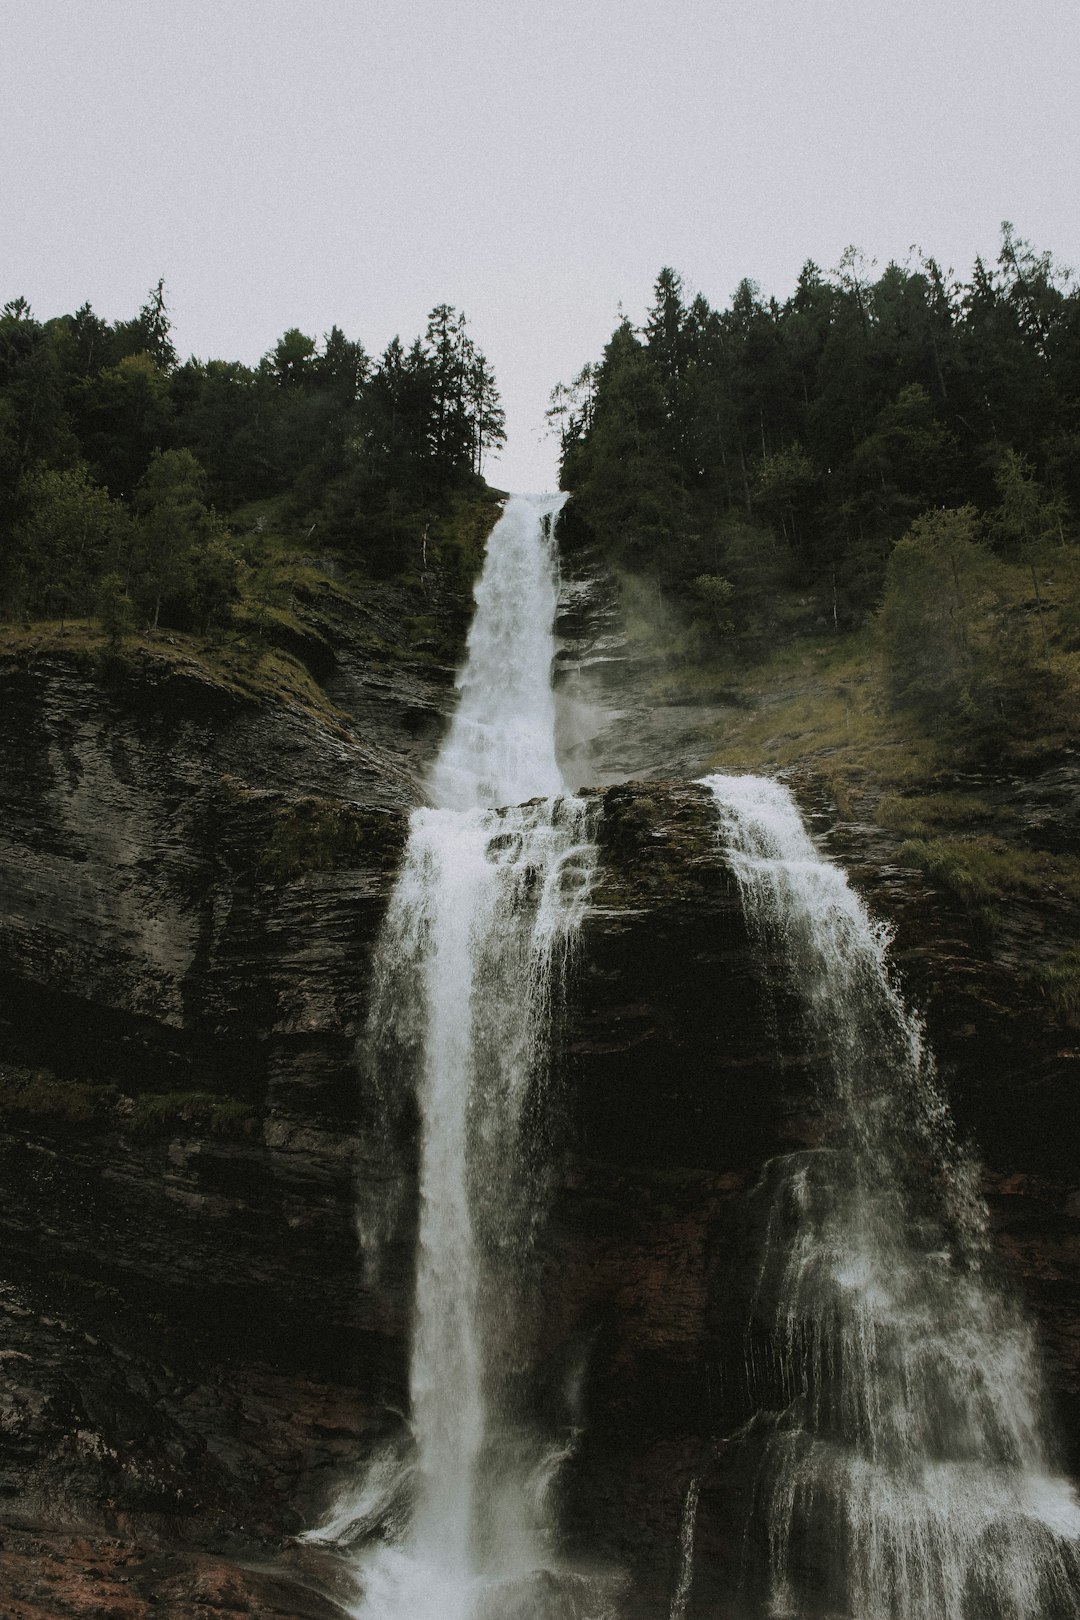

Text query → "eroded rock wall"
[0,583,1077,1616]
[0,622,448,1613]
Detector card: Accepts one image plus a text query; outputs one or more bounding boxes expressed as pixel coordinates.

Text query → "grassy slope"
[0,488,499,722]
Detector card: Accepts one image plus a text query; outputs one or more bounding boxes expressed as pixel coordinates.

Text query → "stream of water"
[309,495,596,1620]
[703,773,1080,1620]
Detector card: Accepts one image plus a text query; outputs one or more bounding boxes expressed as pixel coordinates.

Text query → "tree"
[553,234,1080,642]
[0,303,78,496]
[317,325,368,400]
[96,571,135,646]
[425,303,472,473]
[849,383,959,546]
[133,448,237,629]
[270,328,317,389]
[753,445,820,556]
[990,447,1067,660]
[879,505,1055,745]
[880,506,987,722]
[83,352,173,494]
[692,573,734,638]
[991,447,1066,556]
[170,358,268,506]
[997,221,1071,361]
[646,267,688,382]
[111,279,178,370]
[5,464,132,623]
[137,278,177,371]
[568,319,683,572]
[547,364,596,463]
[464,347,505,475]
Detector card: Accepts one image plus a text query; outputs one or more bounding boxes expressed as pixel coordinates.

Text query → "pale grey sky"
[3,0,1078,492]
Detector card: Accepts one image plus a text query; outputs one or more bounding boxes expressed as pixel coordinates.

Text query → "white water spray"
[430,495,564,812]
[703,773,1080,1620]
[312,496,596,1620]
[668,1476,700,1620]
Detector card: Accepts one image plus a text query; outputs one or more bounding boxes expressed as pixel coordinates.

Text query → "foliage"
[878,506,1062,752]
[3,462,132,622]
[692,574,735,636]
[897,836,1080,924]
[555,228,1080,656]
[0,1059,253,1137]
[260,796,403,880]
[131,447,244,630]
[127,1091,254,1135]
[96,571,135,645]
[0,1063,115,1123]
[1031,948,1080,1025]
[0,281,506,634]
[874,792,1004,837]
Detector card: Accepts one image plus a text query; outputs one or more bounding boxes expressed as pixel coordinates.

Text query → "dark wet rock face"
[0,610,448,1612]
[0,574,1078,1613]
[538,777,1080,1617]
[554,545,747,788]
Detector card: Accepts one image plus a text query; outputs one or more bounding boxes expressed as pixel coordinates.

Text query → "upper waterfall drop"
[430,492,567,810]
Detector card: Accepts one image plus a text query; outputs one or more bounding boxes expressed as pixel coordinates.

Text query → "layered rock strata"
[0,571,1076,1614]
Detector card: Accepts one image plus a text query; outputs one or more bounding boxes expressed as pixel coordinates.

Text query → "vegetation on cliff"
[553,225,1080,772]
[0,283,505,643]
[555,228,1080,1030]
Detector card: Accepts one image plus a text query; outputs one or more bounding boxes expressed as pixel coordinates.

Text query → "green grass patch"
[441,489,503,581]
[261,795,404,880]
[897,835,1080,911]
[136,632,348,730]
[0,1063,116,1123]
[0,1062,255,1137]
[249,552,353,605]
[224,643,339,716]
[0,615,349,731]
[127,1091,255,1136]
[0,617,107,663]
[698,628,949,811]
[1031,947,1080,1025]
[875,791,1006,837]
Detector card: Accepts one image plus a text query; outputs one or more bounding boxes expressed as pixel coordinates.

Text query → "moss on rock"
[260,795,406,880]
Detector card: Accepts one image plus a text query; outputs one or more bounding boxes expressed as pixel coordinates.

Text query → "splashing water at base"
[703,773,1080,1620]
[668,1476,700,1620]
[306,496,601,1619]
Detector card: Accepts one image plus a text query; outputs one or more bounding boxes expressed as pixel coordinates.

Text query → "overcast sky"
[3,0,1078,492]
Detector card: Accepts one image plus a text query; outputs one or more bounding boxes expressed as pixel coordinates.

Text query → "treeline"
[0,283,505,631]
[552,225,1080,633]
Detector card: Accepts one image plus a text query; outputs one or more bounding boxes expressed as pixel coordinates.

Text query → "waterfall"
[311,495,596,1620]
[703,773,1080,1620]
[668,1476,700,1620]
[429,493,564,812]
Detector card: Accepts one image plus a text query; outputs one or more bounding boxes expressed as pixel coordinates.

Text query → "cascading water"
[668,1476,700,1620]
[702,773,1080,1620]
[310,495,596,1620]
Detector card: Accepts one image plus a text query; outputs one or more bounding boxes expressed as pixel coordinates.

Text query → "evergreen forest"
[553,225,1080,759]
[0,283,505,640]
[3,225,1079,768]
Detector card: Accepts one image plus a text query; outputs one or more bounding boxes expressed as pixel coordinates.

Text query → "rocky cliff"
[0,554,1077,1617]
[0,569,455,1615]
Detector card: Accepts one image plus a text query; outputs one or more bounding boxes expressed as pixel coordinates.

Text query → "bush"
[878,506,1060,751]
[96,571,135,646]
